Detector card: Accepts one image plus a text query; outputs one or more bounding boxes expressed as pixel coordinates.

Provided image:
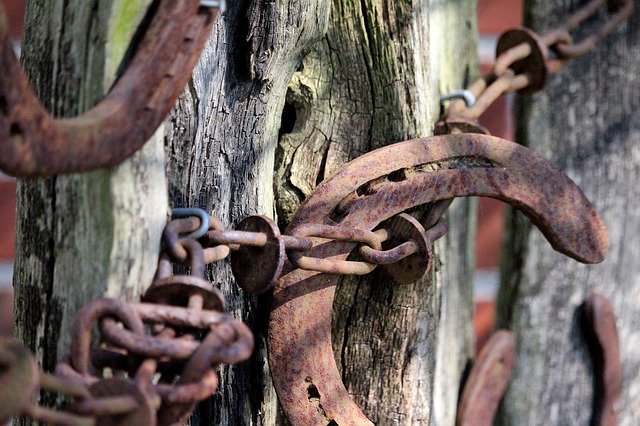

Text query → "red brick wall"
[0,0,23,336]
[5,1,25,40]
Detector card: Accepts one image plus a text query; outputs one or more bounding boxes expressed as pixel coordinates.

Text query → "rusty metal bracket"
[268,133,609,425]
[0,0,218,177]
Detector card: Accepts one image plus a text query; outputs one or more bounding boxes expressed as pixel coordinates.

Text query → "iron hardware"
[0,0,219,176]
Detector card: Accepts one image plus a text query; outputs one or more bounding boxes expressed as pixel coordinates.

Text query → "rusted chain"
[0,0,220,177]
[550,0,634,60]
[0,205,458,424]
[0,339,125,425]
[0,0,626,420]
[437,0,633,134]
[156,208,450,294]
[1,212,255,425]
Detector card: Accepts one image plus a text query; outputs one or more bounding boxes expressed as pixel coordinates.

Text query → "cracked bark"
[13,0,166,424]
[274,1,478,424]
[497,1,640,425]
[164,1,331,424]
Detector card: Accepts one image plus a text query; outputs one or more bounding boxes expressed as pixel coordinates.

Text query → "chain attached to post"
[436,0,633,135]
[0,207,448,423]
[1,210,255,425]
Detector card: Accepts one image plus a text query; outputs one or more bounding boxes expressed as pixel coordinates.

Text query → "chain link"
[438,0,633,133]
[0,207,446,424]
[0,214,255,425]
[159,209,448,291]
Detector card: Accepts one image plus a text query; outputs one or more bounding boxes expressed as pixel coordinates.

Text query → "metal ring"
[171,208,210,240]
[440,90,477,107]
[200,0,226,11]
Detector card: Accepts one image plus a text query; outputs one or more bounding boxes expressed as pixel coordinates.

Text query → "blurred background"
[0,0,523,350]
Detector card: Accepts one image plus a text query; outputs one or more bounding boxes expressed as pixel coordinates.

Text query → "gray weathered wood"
[163,2,331,423]
[497,1,640,424]
[13,0,164,403]
[273,1,478,423]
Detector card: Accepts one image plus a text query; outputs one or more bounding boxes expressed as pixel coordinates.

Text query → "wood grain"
[497,1,640,424]
[13,2,165,423]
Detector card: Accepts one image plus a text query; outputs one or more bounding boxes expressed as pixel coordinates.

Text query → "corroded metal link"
[359,240,418,264]
[153,369,219,405]
[100,317,200,360]
[22,405,93,426]
[0,339,123,426]
[0,1,219,177]
[134,302,227,329]
[552,0,633,59]
[359,219,449,265]
[163,210,442,283]
[287,224,383,275]
[156,319,254,425]
[68,395,140,417]
[439,0,633,131]
[207,229,269,248]
[71,298,146,376]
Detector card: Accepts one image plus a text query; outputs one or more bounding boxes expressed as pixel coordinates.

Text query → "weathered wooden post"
[497,1,640,424]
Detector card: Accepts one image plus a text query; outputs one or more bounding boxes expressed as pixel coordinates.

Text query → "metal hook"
[171,208,210,241]
[0,1,218,177]
[441,90,477,108]
[200,0,226,12]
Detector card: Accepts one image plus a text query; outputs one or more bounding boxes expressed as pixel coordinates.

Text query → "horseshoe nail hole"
[0,96,8,115]
[307,383,321,401]
[387,169,407,182]
[10,123,22,136]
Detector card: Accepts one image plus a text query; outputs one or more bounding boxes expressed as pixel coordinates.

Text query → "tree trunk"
[14,0,165,411]
[163,2,331,424]
[272,1,477,424]
[497,1,640,424]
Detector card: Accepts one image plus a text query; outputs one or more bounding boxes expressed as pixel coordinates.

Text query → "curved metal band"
[268,133,609,425]
[456,331,516,426]
[582,293,622,426]
[0,0,217,176]
[70,298,145,376]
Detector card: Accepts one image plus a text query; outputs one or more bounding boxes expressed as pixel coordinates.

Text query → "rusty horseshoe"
[268,133,609,425]
[582,293,622,426]
[456,331,516,426]
[0,0,218,177]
